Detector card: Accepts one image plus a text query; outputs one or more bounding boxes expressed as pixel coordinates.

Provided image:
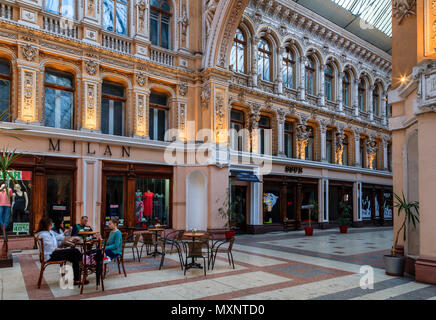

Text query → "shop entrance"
[328,182,353,223]
[46,173,74,229]
[231,185,247,233]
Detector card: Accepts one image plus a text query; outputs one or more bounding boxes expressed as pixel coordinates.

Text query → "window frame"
[305,56,316,95]
[258,115,271,155]
[103,0,129,36]
[101,81,126,136]
[304,125,314,161]
[342,73,351,107]
[358,79,366,112]
[258,38,272,82]
[282,48,296,89]
[45,0,76,18]
[230,109,245,152]
[43,69,75,130]
[326,129,333,163]
[0,59,11,122]
[342,134,349,166]
[150,0,172,49]
[231,28,246,74]
[373,86,380,116]
[324,64,334,101]
[284,120,293,158]
[149,92,170,141]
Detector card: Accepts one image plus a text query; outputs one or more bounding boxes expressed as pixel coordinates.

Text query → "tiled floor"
[1,226,436,300]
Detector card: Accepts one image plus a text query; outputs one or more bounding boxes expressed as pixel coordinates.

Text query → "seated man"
[71,216,93,236]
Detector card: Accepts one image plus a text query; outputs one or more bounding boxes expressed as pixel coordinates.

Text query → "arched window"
[358,79,366,112]
[305,126,314,161]
[230,109,245,151]
[149,92,169,141]
[326,129,333,163]
[258,39,272,82]
[342,134,349,166]
[373,86,380,116]
[282,48,296,89]
[305,56,316,95]
[284,121,293,158]
[231,28,246,74]
[101,81,126,136]
[360,137,366,168]
[150,0,172,49]
[324,64,334,101]
[0,59,11,122]
[259,116,271,155]
[342,73,351,107]
[103,0,128,36]
[45,0,75,18]
[44,69,74,129]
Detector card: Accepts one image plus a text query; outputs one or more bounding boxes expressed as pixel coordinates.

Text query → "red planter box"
[339,226,348,233]
[304,227,314,236]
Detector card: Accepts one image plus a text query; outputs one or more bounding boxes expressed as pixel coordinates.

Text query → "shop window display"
[47,174,72,229]
[263,184,281,224]
[105,175,125,226]
[135,178,170,228]
[1,170,32,235]
[301,186,317,222]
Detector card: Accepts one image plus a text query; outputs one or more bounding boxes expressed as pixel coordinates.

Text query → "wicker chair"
[210,236,235,270]
[34,235,67,289]
[125,233,142,262]
[158,237,184,270]
[139,232,156,258]
[79,238,104,294]
[184,239,208,276]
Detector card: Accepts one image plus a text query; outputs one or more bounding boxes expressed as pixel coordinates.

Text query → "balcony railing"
[102,32,132,54]
[42,14,79,39]
[0,2,13,20]
[150,46,175,66]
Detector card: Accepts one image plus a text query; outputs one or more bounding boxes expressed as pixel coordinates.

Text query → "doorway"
[46,173,74,228]
[231,185,247,233]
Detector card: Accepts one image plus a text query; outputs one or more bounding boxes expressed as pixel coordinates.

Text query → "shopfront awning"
[232,170,260,182]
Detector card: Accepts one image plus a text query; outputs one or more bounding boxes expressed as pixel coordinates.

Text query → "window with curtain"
[259,116,271,155]
[231,28,246,74]
[326,129,333,163]
[358,79,366,112]
[373,87,380,116]
[45,0,75,18]
[44,70,74,130]
[0,59,11,122]
[282,48,295,89]
[230,109,244,152]
[342,73,351,107]
[149,92,169,141]
[305,56,316,95]
[284,121,293,158]
[305,126,314,161]
[258,39,271,82]
[324,65,334,101]
[101,82,125,136]
[150,0,171,49]
[342,134,349,166]
[103,0,128,36]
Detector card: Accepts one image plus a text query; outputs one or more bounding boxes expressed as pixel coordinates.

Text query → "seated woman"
[52,218,81,247]
[37,217,84,286]
[104,217,122,260]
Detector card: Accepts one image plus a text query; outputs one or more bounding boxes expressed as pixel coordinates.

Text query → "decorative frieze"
[84,83,98,130]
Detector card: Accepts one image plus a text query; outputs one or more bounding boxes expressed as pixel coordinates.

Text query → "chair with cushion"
[210,236,235,270]
[34,235,67,289]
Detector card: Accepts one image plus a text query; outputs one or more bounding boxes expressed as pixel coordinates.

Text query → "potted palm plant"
[303,200,317,236]
[217,189,238,240]
[338,202,352,233]
[383,192,419,277]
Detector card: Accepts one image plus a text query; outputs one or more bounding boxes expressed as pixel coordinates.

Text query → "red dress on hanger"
[143,192,154,217]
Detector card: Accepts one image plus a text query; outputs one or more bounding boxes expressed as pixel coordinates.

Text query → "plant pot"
[339,225,348,234]
[225,231,236,241]
[383,255,405,277]
[304,227,314,236]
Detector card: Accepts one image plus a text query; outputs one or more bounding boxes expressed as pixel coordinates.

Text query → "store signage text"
[48,138,131,158]
[285,166,303,174]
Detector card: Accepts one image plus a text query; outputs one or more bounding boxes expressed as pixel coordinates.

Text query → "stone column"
[251,37,260,88]
[338,71,344,112]
[275,47,285,94]
[368,85,374,121]
[318,63,326,107]
[353,79,359,116]
[250,103,261,154]
[277,109,286,157]
[319,120,328,162]
[382,135,389,171]
[298,56,306,101]
[353,128,361,167]
[382,93,388,125]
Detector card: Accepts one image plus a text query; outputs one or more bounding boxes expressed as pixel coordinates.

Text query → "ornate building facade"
[0,0,392,242]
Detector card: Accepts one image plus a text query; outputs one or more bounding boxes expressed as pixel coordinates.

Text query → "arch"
[186,170,208,231]
[343,63,358,80]
[256,25,282,46]
[40,58,81,79]
[358,70,374,87]
[240,14,255,38]
[304,46,323,63]
[101,72,132,89]
[148,82,176,98]
[281,36,304,56]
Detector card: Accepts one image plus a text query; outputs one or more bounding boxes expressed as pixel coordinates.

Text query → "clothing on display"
[13,191,27,223]
[135,192,144,224]
[143,191,154,217]
[0,186,12,228]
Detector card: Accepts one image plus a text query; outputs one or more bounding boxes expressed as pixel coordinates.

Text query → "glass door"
[105,175,125,227]
[231,185,247,233]
[46,173,73,228]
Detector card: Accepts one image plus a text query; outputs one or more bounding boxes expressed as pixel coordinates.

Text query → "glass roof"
[330,0,392,37]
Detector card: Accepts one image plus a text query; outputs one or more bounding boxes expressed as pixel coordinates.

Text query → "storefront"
[328,180,354,222]
[361,184,393,225]
[4,155,76,236]
[101,161,173,232]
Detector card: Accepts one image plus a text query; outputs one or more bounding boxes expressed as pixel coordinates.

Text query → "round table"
[148,228,165,257]
[183,232,205,270]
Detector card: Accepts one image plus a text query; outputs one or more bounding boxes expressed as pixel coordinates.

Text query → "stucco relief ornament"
[393,0,416,24]
[205,0,219,35]
[22,44,37,61]
[179,5,189,36]
[178,82,187,96]
[136,72,147,87]
[137,0,147,33]
[85,60,98,76]
[201,84,210,109]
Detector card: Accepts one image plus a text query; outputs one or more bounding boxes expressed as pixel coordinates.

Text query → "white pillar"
[353,181,362,222]
[354,130,361,167]
[368,85,374,120]
[382,93,387,125]
[320,179,329,222]
[277,111,286,156]
[353,79,359,117]
[275,47,284,94]
[319,63,326,107]
[320,122,327,162]
[250,179,261,225]
[383,137,389,170]
[338,71,344,112]
[251,37,260,88]
[298,56,306,101]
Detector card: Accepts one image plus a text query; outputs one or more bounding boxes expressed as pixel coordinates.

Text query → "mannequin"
[12,183,28,223]
[0,183,13,242]
[143,189,154,220]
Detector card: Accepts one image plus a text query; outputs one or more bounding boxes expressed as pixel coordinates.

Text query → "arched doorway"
[186,171,208,230]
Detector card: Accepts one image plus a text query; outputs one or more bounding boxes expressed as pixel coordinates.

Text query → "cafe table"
[148,227,165,257]
[183,232,205,270]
